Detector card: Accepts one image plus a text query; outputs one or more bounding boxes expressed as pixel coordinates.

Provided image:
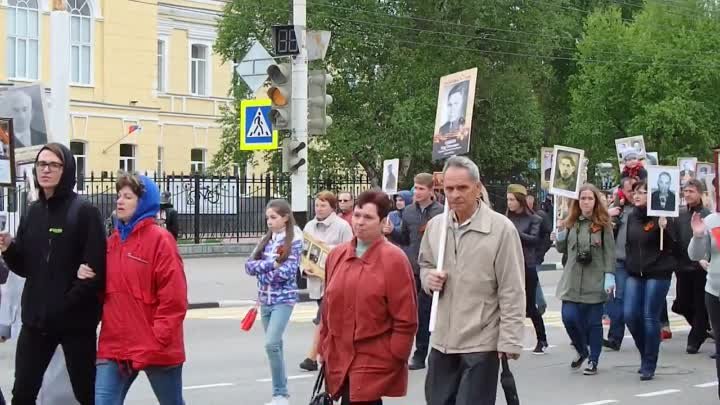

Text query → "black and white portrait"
[0,84,49,149]
[644,152,659,166]
[678,157,698,188]
[432,68,478,161]
[382,158,399,195]
[308,244,321,264]
[697,163,714,180]
[615,136,646,169]
[549,145,585,200]
[541,147,553,190]
[648,166,680,217]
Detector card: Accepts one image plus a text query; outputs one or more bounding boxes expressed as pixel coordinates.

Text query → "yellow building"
[0,0,233,178]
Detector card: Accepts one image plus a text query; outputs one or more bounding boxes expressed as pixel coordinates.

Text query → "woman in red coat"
[319,190,418,405]
[79,173,187,404]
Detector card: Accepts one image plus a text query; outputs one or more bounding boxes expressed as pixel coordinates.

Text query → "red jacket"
[97,218,187,370]
[319,238,417,402]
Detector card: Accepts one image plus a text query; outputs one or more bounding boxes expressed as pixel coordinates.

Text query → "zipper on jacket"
[45,203,52,263]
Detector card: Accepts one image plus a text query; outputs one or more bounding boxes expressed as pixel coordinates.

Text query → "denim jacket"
[245,226,302,306]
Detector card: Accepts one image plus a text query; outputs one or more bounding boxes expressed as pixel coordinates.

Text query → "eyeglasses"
[339,199,351,203]
[35,161,63,171]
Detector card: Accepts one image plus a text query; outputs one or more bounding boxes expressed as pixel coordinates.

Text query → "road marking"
[256,374,314,383]
[523,345,557,351]
[575,400,619,405]
[695,381,719,388]
[183,383,235,390]
[635,389,682,397]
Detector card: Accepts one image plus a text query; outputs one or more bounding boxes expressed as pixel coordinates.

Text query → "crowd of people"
[0,142,719,405]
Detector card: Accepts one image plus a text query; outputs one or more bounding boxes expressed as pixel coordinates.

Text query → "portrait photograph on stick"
[549,145,585,200]
[678,157,698,188]
[0,83,50,152]
[647,166,680,218]
[644,151,659,166]
[432,68,478,161]
[541,147,553,190]
[0,118,17,186]
[382,158,399,195]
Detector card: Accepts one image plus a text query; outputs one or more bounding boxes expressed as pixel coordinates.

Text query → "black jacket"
[507,211,542,268]
[677,203,711,271]
[534,209,553,265]
[159,203,179,240]
[625,208,680,280]
[389,200,444,274]
[3,144,106,333]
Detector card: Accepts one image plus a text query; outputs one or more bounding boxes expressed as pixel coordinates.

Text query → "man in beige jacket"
[420,156,526,405]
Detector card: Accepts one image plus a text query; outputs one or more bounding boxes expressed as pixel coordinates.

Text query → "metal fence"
[0,172,539,243]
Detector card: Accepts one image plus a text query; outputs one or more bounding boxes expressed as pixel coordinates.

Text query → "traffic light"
[282,139,307,173]
[267,63,292,130]
[308,69,333,135]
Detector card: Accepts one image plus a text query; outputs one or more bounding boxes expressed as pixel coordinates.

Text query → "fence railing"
[0,172,539,243]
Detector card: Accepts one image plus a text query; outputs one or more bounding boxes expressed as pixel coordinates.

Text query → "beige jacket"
[419,202,526,355]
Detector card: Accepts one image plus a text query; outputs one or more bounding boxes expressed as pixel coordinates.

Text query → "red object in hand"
[240,306,258,331]
[712,227,720,251]
[276,245,286,258]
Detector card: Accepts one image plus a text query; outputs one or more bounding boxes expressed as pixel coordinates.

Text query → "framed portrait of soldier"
[541,147,553,191]
[697,162,714,180]
[0,118,17,187]
[301,232,330,280]
[432,68,478,161]
[549,145,584,200]
[615,136,646,169]
[644,152,659,166]
[382,158,399,195]
[0,84,50,153]
[647,166,680,218]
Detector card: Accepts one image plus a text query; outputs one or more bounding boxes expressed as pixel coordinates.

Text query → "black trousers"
[525,268,547,342]
[705,293,720,400]
[425,349,500,405]
[413,273,432,362]
[673,271,710,348]
[340,379,382,405]
[11,325,96,405]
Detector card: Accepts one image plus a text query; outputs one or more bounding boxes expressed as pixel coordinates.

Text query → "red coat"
[97,218,188,370]
[319,238,418,402]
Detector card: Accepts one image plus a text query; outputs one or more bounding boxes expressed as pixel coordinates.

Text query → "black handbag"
[500,355,520,405]
[309,365,333,405]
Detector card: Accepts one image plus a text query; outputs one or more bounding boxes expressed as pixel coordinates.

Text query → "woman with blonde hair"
[554,184,615,375]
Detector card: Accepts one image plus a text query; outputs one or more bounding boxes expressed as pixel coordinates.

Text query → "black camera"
[577,251,593,265]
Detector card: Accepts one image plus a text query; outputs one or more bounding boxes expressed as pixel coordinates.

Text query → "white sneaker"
[265,396,290,405]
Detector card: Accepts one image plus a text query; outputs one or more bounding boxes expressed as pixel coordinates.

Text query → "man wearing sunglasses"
[0,143,106,405]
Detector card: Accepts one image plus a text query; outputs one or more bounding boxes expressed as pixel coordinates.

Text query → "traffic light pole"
[291,0,309,229]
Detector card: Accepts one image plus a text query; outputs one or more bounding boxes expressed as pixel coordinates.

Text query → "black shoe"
[533,340,549,355]
[299,358,318,372]
[687,345,700,354]
[408,359,426,370]
[603,339,621,351]
[571,352,588,369]
[711,352,718,359]
[640,371,654,381]
[583,361,598,375]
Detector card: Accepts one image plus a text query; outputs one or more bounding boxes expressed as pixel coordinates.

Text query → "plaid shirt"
[245,229,302,306]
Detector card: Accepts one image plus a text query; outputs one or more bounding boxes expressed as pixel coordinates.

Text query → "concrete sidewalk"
[185,248,564,309]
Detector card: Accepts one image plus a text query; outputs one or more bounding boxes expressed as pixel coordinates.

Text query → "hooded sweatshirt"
[2,144,106,332]
[99,175,187,369]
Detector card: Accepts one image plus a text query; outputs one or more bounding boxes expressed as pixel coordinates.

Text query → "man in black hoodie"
[158,191,179,240]
[0,143,106,405]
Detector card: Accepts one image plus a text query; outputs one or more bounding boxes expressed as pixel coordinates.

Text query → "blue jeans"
[607,260,628,344]
[261,303,294,398]
[562,301,604,364]
[623,276,672,374]
[535,265,547,311]
[95,361,184,405]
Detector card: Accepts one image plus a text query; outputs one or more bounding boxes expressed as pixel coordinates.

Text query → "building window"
[190,148,205,174]
[6,0,40,80]
[157,146,164,175]
[67,0,92,85]
[70,141,86,189]
[190,44,208,96]
[157,39,166,92]
[119,144,136,172]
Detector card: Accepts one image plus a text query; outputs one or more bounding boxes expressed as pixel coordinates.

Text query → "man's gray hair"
[443,156,480,182]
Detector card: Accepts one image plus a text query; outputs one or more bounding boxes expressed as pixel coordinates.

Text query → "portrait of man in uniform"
[550,145,585,200]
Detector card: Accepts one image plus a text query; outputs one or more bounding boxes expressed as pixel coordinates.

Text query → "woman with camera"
[624,181,679,381]
[506,184,548,354]
[554,184,615,375]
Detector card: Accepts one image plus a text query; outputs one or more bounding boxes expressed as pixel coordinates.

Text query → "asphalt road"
[1,261,718,405]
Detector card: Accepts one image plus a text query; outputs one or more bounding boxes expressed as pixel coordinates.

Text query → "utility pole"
[50,0,70,147]
[291,0,309,228]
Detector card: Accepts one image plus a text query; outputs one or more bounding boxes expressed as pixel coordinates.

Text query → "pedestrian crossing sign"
[239,99,279,151]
